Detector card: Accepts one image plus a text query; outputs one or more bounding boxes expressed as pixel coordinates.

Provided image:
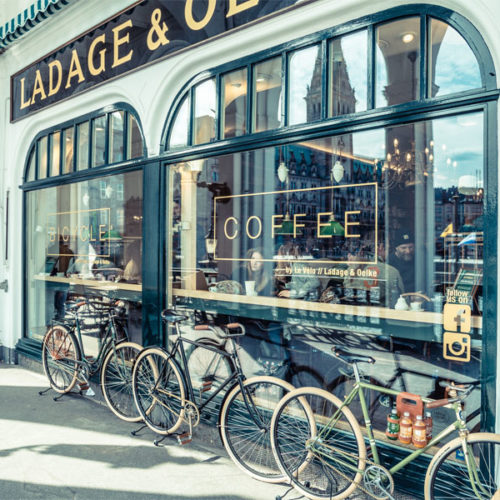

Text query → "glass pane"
[109,111,124,164]
[77,122,89,171]
[429,18,482,97]
[92,115,107,167]
[168,94,189,149]
[128,114,143,159]
[170,112,484,437]
[26,147,36,182]
[37,136,48,179]
[254,57,283,132]
[62,127,74,174]
[194,79,216,145]
[222,68,247,138]
[376,17,420,107]
[50,132,61,177]
[289,44,322,125]
[26,170,144,346]
[330,30,368,116]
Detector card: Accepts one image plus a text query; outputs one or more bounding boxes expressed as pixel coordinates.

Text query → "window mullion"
[421,14,429,100]
[321,38,328,121]
[367,24,375,110]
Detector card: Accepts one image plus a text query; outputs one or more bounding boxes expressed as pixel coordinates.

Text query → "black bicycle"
[131,308,295,483]
[41,296,143,422]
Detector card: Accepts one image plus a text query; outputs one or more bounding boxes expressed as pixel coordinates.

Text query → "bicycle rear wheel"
[271,387,366,500]
[101,341,143,422]
[425,432,500,500]
[132,347,186,435]
[219,376,295,483]
[42,325,81,394]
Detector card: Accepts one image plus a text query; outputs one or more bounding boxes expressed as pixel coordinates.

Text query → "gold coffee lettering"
[294,213,306,238]
[224,217,238,240]
[317,212,333,238]
[185,0,216,30]
[112,19,134,68]
[271,215,284,238]
[345,210,361,238]
[246,216,262,240]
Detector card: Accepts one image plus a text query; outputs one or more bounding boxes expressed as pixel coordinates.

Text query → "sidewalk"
[0,364,418,499]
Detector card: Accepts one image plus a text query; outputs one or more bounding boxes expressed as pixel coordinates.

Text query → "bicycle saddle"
[161,309,188,323]
[332,346,375,365]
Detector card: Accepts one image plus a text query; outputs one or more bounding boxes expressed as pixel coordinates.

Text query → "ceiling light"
[402,33,415,44]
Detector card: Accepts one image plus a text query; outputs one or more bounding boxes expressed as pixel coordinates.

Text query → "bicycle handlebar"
[194,322,245,337]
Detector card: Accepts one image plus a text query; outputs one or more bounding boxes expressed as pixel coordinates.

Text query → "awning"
[0,0,75,51]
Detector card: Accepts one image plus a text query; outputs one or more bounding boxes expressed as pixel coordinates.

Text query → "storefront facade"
[1,0,499,490]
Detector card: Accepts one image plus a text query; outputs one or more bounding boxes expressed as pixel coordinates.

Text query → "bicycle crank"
[363,464,395,500]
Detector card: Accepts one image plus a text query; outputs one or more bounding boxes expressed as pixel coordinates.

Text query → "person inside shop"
[47,237,75,320]
[276,244,321,300]
[121,239,142,283]
[232,248,273,296]
[388,231,415,294]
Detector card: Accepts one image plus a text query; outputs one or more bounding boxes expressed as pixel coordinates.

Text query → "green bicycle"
[270,346,500,500]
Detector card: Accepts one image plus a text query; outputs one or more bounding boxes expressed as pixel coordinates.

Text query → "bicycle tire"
[101,341,144,422]
[424,432,500,500]
[42,325,81,394]
[271,386,366,500]
[132,347,186,435]
[219,376,295,483]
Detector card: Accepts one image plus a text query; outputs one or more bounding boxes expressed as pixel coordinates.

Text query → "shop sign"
[214,182,378,264]
[11,0,305,121]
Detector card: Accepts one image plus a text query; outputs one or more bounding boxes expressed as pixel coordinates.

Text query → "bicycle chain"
[308,440,395,500]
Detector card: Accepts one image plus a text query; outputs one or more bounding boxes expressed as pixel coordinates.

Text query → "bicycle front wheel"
[42,325,81,394]
[425,432,500,500]
[219,376,295,483]
[271,387,366,500]
[101,341,143,422]
[132,347,186,435]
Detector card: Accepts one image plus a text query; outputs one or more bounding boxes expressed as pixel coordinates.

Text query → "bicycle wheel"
[425,432,500,500]
[132,347,186,435]
[42,325,81,394]
[271,387,366,500]
[219,376,295,483]
[101,341,143,422]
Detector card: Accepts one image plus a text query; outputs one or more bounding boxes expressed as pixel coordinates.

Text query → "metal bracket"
[0,280,7,292]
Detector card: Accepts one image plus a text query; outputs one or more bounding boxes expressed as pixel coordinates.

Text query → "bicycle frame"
[313,363,469,477]
[160,332,266,429]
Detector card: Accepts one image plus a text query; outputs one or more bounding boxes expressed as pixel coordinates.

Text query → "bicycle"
[40,296,143,422]
[131,308,295,483]
[270,345,499,500]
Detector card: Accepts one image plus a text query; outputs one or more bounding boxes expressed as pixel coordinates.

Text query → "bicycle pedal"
[78,382,89,391]
[176,432,192,445]
[201,381,213,393]
[85,355,96,362]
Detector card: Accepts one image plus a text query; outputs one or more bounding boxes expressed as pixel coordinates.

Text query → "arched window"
[163,10,490,151]
[24,103,146,183]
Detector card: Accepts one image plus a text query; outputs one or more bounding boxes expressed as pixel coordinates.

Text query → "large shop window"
[26,170,144,349]
[169,112,484,434]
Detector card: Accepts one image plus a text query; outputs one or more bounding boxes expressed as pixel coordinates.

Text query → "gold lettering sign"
[214,183,378,264]
[46,208,111,258]
[11,0,302,121]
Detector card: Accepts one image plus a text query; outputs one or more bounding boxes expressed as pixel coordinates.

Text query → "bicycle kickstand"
[275,485,299,500]
[130,423,148,436]
[38,387,52,396]
[153,435,170,447]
